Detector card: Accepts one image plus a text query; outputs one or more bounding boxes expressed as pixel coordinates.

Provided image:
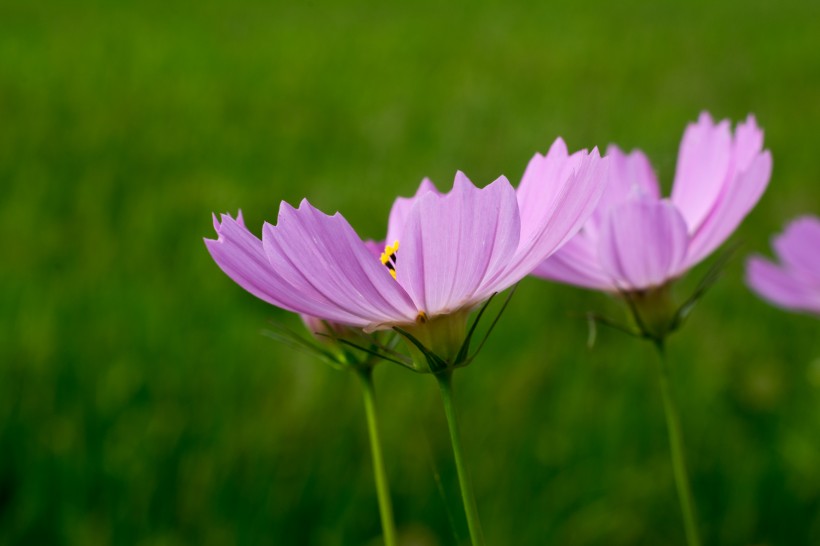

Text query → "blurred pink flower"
[206,140,607,335]
[534,113,772,292]
[746,216,820,316]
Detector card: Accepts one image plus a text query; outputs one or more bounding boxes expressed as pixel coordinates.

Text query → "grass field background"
[1,1,819,544]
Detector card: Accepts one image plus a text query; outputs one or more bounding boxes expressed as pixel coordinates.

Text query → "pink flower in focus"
[746,216,820,316]
[205,140,607,339]
[534,113,772,292]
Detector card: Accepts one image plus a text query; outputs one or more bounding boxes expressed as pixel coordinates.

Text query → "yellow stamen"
[416,311,428,324]
[380,240,400,279]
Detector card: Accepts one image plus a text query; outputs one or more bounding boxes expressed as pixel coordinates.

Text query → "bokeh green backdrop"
[1,0,819,544]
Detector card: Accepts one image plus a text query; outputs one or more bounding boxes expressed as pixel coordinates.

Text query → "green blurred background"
[1,0,819,544]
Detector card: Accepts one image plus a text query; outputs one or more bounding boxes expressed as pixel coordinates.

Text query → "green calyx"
[393,287,517,374]
[622,283,679,341]
[399,309,471,372]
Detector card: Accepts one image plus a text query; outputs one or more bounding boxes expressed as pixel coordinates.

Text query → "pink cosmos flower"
[533,113,772,293]
[746,216,820,316]
[206,139,607,346]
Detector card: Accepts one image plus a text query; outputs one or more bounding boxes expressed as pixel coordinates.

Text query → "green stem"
[436,372,486,546]
[356,368,398,546]
[654,342,702,546]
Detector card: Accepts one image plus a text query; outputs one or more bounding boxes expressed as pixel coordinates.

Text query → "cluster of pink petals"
[206,139,608,331]
[534,113,773,292]
[746,216,820,316]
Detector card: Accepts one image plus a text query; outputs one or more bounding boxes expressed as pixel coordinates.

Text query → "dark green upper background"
[1,1,818,544]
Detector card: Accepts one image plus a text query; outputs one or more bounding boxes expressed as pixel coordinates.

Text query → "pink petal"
[683,150,772,269]
[206,213,369,324]
[601,145,660,205]
[586,145,661,239]
[671,112,733,232]
[773,216,820,285]
[262,200,418,327]
[397,172,520,315]
[385,178,440,245]
[363,239,385,259]
[732,115,765,174]
[598,199,690,290]
[532,235,616,290]
[516,138,573,241]
[746,256,820,315]
[493,145,608,290]
[205,213,297,308]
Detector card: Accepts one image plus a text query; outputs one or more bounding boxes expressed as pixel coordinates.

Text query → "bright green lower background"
[1,1,819,544]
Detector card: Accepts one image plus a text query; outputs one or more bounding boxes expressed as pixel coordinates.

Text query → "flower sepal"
[396,310,469,372]
[587,246,736,345]
[392,288,516,374]
[621,284,679,341]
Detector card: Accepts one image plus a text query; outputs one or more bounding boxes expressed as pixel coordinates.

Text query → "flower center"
[380,240,399,279]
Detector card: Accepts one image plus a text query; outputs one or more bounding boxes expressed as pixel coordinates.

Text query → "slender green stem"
[654,342,702,546]
[436,372,486,546]
[356,368,398,546]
